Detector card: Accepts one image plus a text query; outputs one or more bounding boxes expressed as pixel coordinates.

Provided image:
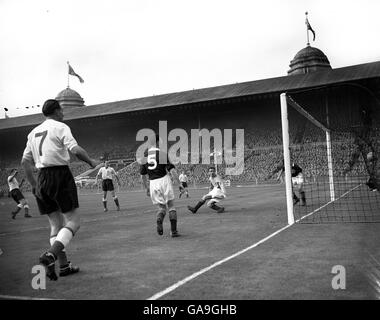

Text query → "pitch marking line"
[295,184,362,223]
[148,184,362,300]
[147,222,292,300]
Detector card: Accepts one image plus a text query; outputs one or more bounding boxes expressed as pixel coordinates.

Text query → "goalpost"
[280,90,380,225]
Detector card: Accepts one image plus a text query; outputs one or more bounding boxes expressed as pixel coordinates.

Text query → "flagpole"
[67,61,70,88]
[305,12,310,46]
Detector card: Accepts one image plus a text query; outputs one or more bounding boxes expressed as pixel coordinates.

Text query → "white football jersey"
[179,173,188,182]
[22,119,78,169]
[209,175,226,195]
[7,176,19,191]
[98,167,116,180]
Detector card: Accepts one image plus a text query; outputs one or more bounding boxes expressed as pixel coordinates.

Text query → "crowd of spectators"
[1,125,379,196]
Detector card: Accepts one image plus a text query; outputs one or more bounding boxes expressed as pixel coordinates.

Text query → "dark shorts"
[35,166,79,215]
[180,182,188,189]
[10,189,24,204]
[102,179,114,191]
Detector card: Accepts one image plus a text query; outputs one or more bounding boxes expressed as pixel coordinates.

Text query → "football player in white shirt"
[21,99,97,281]
[178,170,190,198]
[188,166,226,214]
[96,161,120,212]
[7,169,32,219]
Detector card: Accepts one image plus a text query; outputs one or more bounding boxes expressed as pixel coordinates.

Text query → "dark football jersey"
[291,163,302,177]
[139,147,175,180]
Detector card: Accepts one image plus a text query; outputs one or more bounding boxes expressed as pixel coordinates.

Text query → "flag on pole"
[68,62,84,83]
[305,16,316,41]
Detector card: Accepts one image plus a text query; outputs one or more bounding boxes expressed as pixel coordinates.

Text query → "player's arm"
[19,178,25,188]
[140,164,149,196]
[61,125,97,168]
[8,171,17,182]
[168,168,180,185]
[71,145,97,168]
[21,137,37,193]
[21,157,36,193]
[113,169,120,184]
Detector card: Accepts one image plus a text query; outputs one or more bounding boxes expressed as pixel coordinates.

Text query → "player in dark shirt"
[269,160,306,205]
[140,135,180,237]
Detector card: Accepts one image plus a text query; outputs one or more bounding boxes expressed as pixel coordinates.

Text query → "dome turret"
[55,87,85,108]
[288,45,332,75]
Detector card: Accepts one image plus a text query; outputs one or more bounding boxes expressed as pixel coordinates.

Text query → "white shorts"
[292,173,304,185]
[149,175,175,205]
[204,188,226,205]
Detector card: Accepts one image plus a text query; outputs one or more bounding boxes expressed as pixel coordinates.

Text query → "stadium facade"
[1,45,380,177]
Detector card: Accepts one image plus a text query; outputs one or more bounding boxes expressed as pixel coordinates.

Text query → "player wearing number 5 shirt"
[21,99,97,281]
[140,134,180,237]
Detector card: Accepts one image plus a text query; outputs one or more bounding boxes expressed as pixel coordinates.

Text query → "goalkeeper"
[269,160,306,206]
[343,107,380,192]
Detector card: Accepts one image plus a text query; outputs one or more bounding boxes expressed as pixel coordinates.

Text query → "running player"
[21,99,97,281]
[178,170,189,198]
[187,166,226,214]
[96,161,120,212]
[140,134,180,237]
[7,169,32,219]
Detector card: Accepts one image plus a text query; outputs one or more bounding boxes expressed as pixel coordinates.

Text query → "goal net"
[280,85,380,224]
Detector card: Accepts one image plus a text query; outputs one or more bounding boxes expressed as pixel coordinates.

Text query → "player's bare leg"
[156,204,166,235]
[111,190,120,211]
[167,200,179,237]
[188,195,211,214]
[40,210,80,280]
[102,191,108,212]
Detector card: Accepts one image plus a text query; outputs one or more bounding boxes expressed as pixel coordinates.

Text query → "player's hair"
[42,99,61,116]
[208,166,216,171]
[9,168,17,174]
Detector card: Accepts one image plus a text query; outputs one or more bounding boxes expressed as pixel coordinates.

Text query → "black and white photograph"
[0,0,379,309]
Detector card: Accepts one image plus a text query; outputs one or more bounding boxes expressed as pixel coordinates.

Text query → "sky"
[1,0,380,119]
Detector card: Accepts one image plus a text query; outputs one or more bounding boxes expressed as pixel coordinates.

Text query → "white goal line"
[295,183,362,223]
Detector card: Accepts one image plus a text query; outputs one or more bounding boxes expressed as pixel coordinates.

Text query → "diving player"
[187,166,226,214]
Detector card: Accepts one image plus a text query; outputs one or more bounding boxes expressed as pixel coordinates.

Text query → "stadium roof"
[1,60,380,131]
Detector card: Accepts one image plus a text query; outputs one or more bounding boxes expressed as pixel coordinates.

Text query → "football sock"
[50,235,68,267]
[48,227,74,258]
[12,206,21,215]
[113,197,120,207]
[168,210,177,232]
[102,199,107,209]
[193,200,206,213]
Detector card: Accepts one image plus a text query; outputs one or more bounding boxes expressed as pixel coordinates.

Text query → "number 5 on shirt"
[147,153,157,170]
